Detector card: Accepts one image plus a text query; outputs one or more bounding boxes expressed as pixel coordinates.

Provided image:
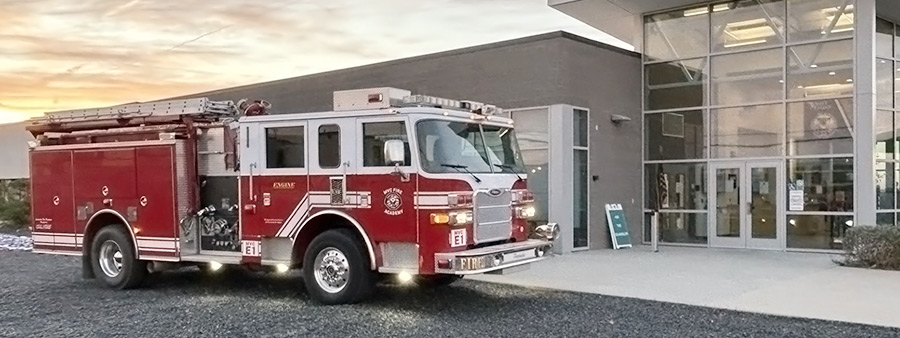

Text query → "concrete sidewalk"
[470,246,900,328]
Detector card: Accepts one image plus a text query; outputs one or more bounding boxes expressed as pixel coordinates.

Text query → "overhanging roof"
[551,0,900,51]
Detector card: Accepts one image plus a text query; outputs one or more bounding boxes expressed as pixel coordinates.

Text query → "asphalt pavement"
[0,251,897,338]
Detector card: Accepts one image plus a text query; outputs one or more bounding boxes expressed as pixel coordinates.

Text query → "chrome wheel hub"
[99,240,123,278]
[313,247,349,293]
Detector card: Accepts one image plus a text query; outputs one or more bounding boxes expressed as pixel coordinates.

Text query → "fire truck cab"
[26,87,559,304]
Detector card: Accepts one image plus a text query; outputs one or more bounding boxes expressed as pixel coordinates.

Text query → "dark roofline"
[168,30,638,99]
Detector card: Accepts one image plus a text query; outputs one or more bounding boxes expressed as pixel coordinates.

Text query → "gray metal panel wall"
[175,37,570,115]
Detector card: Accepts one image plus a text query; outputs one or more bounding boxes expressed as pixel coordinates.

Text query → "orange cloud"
[0,0,629,123]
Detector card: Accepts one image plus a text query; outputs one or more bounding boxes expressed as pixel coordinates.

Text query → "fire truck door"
[350,117,417,243]
[243,122,310,241]
[307,119,358,220]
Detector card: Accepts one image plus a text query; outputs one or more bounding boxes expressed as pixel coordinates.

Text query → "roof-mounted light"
[402,95,502,116]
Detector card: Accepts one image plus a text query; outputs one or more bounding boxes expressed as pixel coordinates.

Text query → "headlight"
[430,211,473,226]
[515,205,536,219]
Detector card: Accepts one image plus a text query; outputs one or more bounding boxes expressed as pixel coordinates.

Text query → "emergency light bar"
[333,87,503,115]
[401,95,502,116]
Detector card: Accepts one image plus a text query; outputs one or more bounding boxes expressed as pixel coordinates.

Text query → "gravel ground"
[0,252,897,338]
[0,233,32,251]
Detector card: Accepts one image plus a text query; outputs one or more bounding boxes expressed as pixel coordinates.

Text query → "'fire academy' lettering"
[383,188,403,216]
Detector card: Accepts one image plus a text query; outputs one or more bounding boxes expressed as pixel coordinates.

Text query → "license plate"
[502,250,536,263]
[459,256,487,271]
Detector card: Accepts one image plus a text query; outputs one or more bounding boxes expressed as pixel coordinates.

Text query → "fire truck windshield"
[416,119,525,174]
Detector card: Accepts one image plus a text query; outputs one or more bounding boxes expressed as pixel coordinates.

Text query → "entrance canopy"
[550,0,900,51]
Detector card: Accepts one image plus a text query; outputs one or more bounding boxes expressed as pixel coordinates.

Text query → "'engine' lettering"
[272,182,296,190]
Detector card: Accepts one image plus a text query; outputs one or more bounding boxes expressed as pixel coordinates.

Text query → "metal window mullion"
[785,153,855,159]
[644,159,708,164]
[642,37,854,65]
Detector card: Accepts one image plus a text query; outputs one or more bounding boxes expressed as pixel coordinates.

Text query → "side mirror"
[384,140,406,165]
[384,140,409,182]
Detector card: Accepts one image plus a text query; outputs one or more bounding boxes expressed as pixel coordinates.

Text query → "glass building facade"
[642,0,869,251]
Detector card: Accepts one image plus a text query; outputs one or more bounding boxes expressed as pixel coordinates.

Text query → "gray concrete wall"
[556,38,643,249]
[0,123,33,180]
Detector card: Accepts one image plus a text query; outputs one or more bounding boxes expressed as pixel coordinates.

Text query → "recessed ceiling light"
[829,71,836,76]
[810,64,819,68]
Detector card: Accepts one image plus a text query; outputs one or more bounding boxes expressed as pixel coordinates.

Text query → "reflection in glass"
[787,0,854,42]
[876,161,897,210]
[896,20,900,59]
[877,18,894,58]
[645,163,707,210]
[711,0,785,52]
[711,104,784,158]
[876,110,894,160]
[711,48,783,106]
[645,111,706,160]
[787,40,853,99]
[646,59,706,110]
[877,212,896,226]
[750,167,777,239]
[787,99,854,155]
[715,168,741,238]
[787,215,851,250]
[876,59,894,109]
[574,109,588,147]
[573,149,588,249]
[658,212,708,244]
[645,7,710,61]
[787,157,854,212]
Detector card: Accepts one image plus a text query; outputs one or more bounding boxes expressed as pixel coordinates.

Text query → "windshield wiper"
[441,164,482,183]
[494,164,523,181]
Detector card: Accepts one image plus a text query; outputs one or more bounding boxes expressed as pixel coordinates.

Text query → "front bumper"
[434,239,554,275]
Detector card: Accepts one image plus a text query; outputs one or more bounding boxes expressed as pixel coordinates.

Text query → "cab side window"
[318,124,341,168]
[265,126,304,168]
[362,121,410,167]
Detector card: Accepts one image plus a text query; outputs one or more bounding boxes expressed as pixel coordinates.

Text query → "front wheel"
[302,229,375,305]
[90,226,146,289]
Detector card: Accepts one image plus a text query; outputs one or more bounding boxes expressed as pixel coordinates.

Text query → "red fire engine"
[26,87,559,304]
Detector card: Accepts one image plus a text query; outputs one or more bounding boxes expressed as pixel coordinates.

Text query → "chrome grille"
[473,190,512,243]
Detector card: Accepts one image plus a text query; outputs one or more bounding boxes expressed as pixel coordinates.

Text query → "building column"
[549,104,575,253]
[855,0,877,226]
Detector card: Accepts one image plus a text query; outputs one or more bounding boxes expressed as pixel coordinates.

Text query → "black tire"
[302,229,375,305]
[414,274,462,288]
[90,226,147,289]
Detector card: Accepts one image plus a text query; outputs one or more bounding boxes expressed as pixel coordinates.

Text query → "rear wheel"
[302,229,375,305]
[90,226,146,289]
[414,274,462,288]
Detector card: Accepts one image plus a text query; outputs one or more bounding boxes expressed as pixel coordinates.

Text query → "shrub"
[840,225,900,270]
[0,179,30,230]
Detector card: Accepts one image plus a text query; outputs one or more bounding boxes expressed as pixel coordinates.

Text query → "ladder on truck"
[26,97,238,134]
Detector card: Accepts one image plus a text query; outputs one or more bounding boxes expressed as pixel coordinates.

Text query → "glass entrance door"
[709,161,783,249]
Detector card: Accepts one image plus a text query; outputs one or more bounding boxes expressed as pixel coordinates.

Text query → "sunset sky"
[0,0,628,124]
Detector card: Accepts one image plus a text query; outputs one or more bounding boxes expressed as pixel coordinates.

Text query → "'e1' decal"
[450,229,467,247]
[242,240,261,257]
